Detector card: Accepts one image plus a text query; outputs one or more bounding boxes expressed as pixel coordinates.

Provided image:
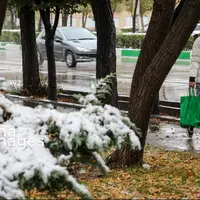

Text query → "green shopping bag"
[180,88,200,128]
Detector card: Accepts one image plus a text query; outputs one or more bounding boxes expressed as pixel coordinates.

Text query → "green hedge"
[0,31,40,44]
[116,33,195,50]
[120,27,133,33]
[0,31,195,51]
[116,34,145,49]
[0,31,21,44]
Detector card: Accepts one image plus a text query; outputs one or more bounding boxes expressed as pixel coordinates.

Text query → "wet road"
[1,47,200,152]
[147,123,200,152]
[0,46,190,102]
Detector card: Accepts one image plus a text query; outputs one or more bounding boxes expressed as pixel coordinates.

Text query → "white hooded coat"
[190,36,200,83]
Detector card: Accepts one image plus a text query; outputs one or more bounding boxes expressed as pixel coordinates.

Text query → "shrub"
[116,34,145,49]
[0,30,194,51]
[0,30,21,44]
[116,33,195,50]
[0,30,40,44]
[120,27,133,33]
[0,92,141,199]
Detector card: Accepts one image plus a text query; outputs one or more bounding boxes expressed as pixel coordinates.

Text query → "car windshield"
[61,28,96,40]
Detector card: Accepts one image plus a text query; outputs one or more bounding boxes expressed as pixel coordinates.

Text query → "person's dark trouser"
[196,83,200,96]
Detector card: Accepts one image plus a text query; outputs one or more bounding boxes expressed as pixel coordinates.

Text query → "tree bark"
[62,11,68,26]
[82,13,86,27]
[38,15,42,32]
[70,14,73,26]
[140,14,144,32]
[130,0,176,118]
[37,5,60,102]
[10,9,15,29]
[107,0,200,167]
[132,0,139,33]
[128,0,200,164]
[45,33,57,101]
[19,4,40,95]
[91,0,118,107]
[0,0,8,34]
[82,12,88,28]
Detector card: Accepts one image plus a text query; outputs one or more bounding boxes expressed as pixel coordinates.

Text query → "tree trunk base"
[106,143,143,169]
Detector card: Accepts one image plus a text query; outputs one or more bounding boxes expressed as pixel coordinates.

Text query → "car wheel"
[65,51,77,68]
[37,52,44,66]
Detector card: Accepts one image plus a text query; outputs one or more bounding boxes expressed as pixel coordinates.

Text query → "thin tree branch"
[0,0,8,35]
[52,6,60,35]
[33,0,51,32]
[46,7,50,23]
[39,9,51,32]
[171,0,186,27]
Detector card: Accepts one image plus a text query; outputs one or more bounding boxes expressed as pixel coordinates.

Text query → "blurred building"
[57,11,150,32]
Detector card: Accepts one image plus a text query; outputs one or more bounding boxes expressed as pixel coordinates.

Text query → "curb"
[121,49,191,62]
[0,42,21,51]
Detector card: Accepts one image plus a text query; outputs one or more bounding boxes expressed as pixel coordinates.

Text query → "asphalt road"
[1,46,200,152]
[0,46,190,102]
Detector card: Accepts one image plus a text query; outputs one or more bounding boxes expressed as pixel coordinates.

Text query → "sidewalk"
[147,122,200,152]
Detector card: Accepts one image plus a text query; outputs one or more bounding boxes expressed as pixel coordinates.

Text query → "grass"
[26,145,200,199]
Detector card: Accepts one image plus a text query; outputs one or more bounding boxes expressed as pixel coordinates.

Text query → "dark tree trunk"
[140,14,144,32]
[107,0,200,168]
[82,13,88,28]
[36,5,60,102]
[132,0,139,33]
[45,33,57,101]
[82,13,85,28]
[152,0,186,115]
[19,4,40,95]
[129,0,200,164]
[91,0,118,107]
[38,16,42,32]
[0,0,8,34]
[62,11,68,26]
[152,94,160,115]
[70,14,73,26]
[10,9,15,29]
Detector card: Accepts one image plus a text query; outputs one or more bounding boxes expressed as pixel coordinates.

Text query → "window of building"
[126,16,132,27]
[66,18,76,26]
[114,17,120,28]
[79,18,95,28]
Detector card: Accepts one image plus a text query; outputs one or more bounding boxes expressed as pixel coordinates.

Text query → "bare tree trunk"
[140,14,144,32]
[107,0,200,168]
[36,5,60,102]
[62,11,68,26]
[70,14,73,26]
[91,0,118,107]
[38,15,42,32]
[19,4,40,95]
[130,0,200,164]
[152,94,160,114]
[10,9,15,29]
[0,0,8,34]
[82,13,86,27]
[132,0,139,32]
[83,13,88,28]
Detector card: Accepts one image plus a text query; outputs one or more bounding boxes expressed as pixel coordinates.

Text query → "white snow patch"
[0,94,141,199]
[142,163,150,170]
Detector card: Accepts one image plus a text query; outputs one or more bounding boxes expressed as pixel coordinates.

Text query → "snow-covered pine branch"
[0,94,141,199]
[75,73,116,106]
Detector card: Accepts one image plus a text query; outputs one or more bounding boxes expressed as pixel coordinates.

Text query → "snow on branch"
[0,94,141,199]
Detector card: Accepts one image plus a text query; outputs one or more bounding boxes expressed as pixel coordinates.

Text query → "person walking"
[188,34,200,136]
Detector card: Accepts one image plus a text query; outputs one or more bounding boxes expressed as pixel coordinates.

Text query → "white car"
[192,23,200,38]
